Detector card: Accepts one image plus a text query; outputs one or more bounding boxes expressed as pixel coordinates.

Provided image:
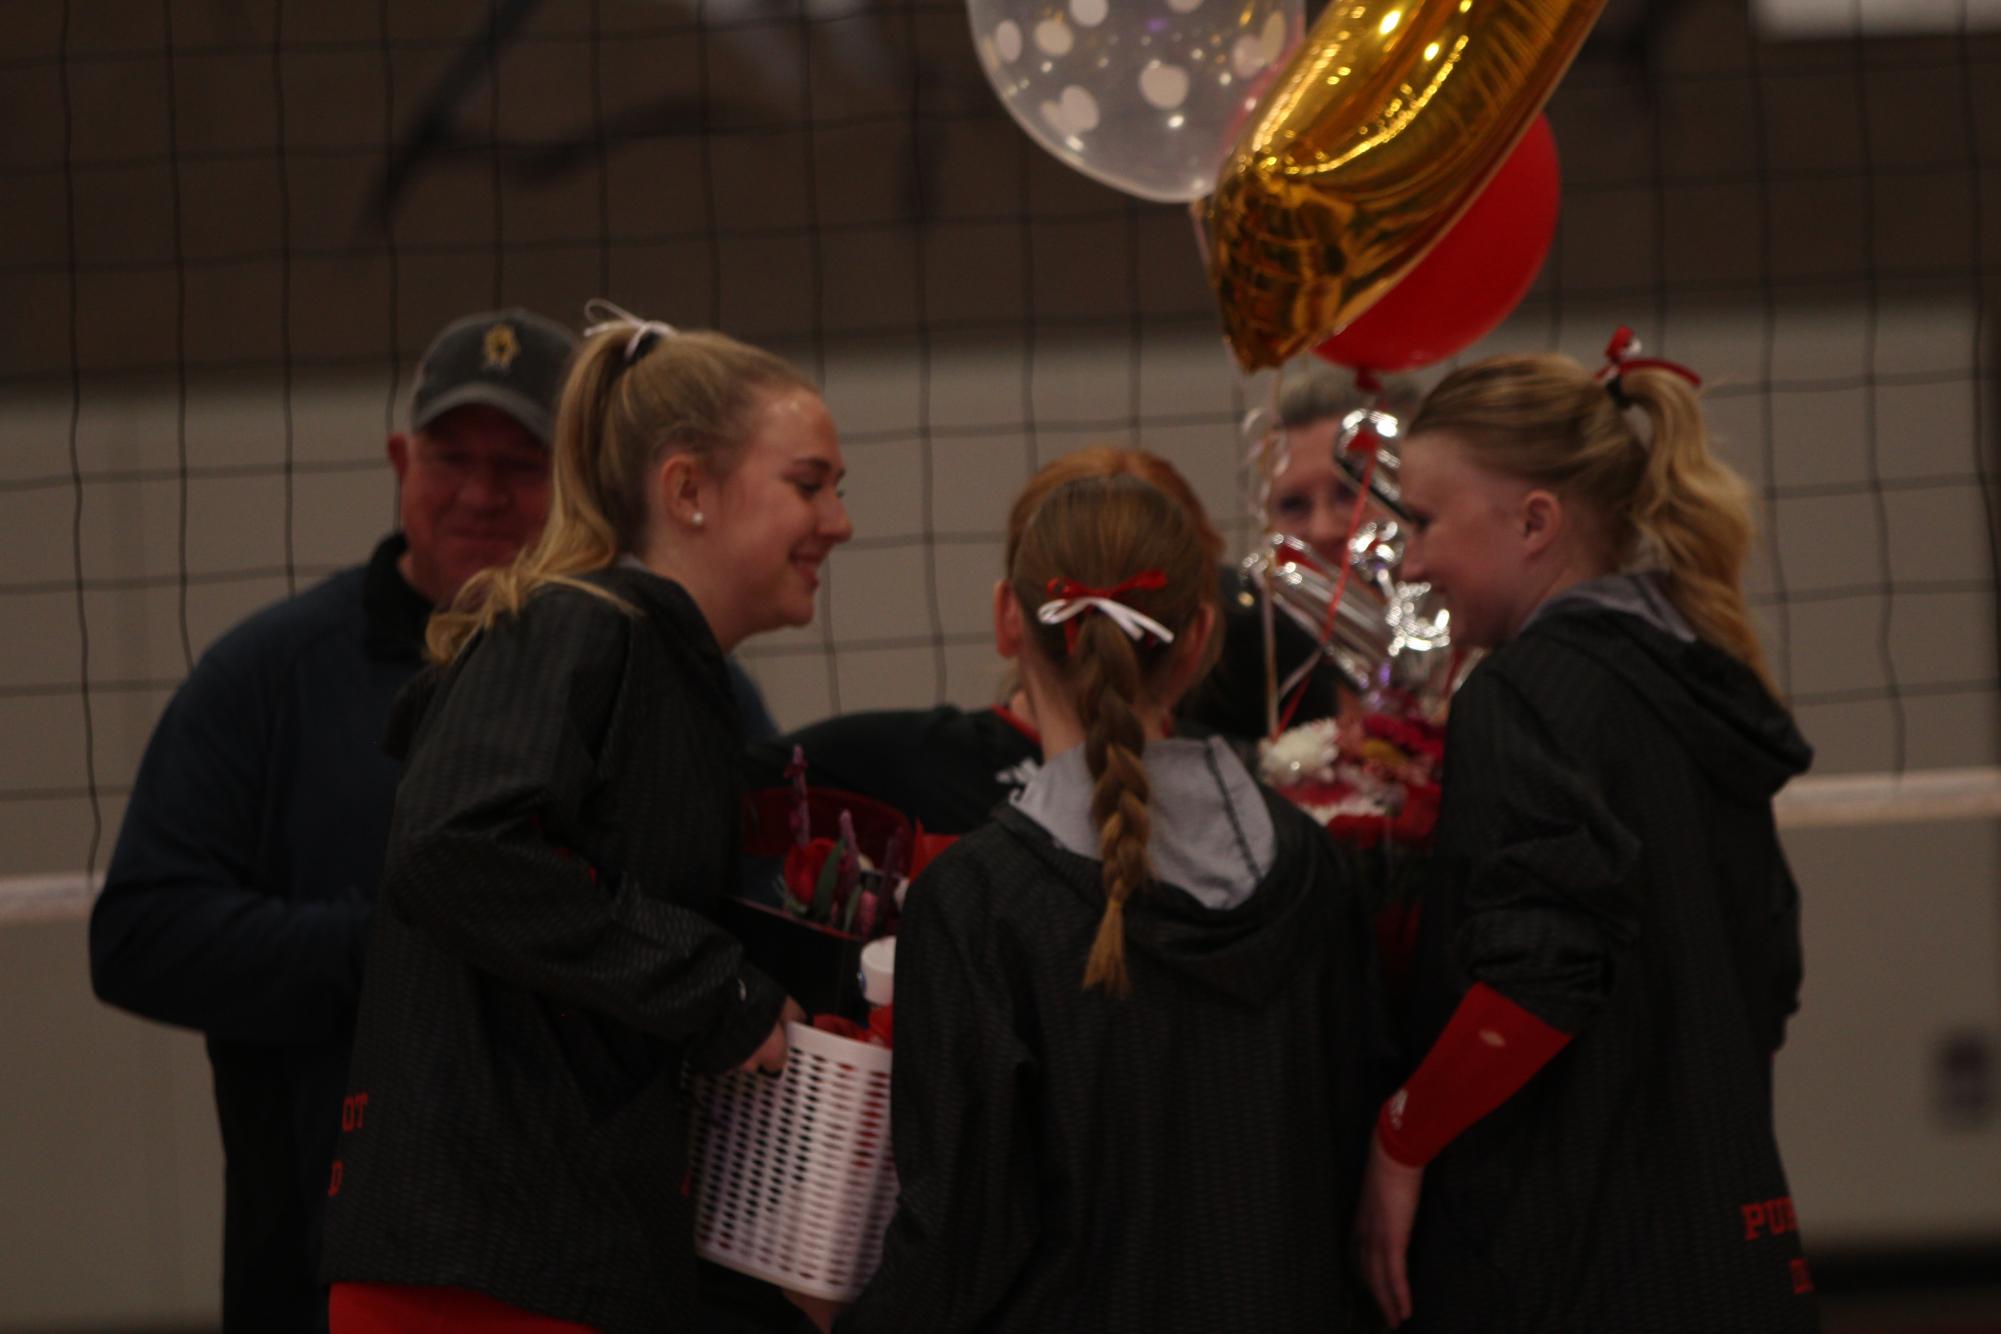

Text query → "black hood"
[382,564,736,764]
[1532,607,1812,803]
[995,789,1340,1008]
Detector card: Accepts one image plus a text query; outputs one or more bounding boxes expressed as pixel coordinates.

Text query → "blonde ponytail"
[427,332,628,663]
[1621,367,1771,688]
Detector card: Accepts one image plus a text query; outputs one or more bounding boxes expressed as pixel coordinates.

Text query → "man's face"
[388,404,552,606]
[1269,415,1363,566]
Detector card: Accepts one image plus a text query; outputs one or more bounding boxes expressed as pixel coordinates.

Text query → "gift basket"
[687,1018,897,1300]
[689,751,922,1297]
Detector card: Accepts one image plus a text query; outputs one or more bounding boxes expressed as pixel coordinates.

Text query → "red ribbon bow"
[1598,325,1703,393]
[1042,570,1168,653]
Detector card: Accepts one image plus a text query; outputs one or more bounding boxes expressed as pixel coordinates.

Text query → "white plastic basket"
[687,1020,898,1301]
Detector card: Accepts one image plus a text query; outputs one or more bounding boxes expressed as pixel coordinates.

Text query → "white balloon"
[967,0,1304,202]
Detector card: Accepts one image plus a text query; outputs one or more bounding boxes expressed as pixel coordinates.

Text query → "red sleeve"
[1376,982,1572,1167]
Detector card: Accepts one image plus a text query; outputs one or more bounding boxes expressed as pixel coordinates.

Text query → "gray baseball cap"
[410,308,578,446]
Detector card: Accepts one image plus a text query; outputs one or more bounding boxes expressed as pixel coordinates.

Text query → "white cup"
[859,937,896,1008]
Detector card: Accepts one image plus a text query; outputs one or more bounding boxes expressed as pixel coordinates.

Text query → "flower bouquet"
[1260,691,1445,1002]
[1259,690,1443,850]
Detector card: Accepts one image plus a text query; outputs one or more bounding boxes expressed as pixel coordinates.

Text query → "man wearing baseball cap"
[389,309,576,609]
[89,310,576,1332]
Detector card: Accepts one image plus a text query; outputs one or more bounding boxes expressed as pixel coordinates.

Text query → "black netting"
[1,0,1995,883]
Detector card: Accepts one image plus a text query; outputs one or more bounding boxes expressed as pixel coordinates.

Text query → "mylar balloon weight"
[1314,114,1560,374]
[1204,0,1605,371]
[968,0,1306,204]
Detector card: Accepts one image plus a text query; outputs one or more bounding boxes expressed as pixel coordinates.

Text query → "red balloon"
[1313,114,1561,375]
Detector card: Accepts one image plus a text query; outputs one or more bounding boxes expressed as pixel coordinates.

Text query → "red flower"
[783,837,839,906]
[810,1014,872,1044]
[1394,780,1441,842]
[1279,778,1356,808]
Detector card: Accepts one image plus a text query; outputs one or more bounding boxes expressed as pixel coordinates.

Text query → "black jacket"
[90,535,428,1333]
[840,774,1382,1332]
[1406,606,1817,1332]
[321,568,786,1333]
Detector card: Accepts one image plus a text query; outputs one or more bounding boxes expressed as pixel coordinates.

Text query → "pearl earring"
[691,511,705,528]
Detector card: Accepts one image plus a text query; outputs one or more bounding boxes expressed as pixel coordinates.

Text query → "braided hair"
[1009,474,1216,995]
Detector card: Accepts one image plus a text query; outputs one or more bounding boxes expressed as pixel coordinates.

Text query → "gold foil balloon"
[1204,0,1606,370]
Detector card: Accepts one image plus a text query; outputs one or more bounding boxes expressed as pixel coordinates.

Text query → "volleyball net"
[0,0,1995,922]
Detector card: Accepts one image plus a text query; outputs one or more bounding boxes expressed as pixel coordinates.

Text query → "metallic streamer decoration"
[1203,0,1606,371]
[1254,528,1457,702]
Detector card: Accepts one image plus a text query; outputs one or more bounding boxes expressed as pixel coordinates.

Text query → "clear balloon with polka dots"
[968,0,1304,203]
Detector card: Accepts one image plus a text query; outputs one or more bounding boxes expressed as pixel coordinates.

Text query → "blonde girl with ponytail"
[1391,338,1770,688]
[823,469,1382,1333]
[325,308,851,1334]
[1354,337,1817,1334]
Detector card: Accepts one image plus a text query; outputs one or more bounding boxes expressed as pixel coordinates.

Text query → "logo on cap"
[482,322,520,372]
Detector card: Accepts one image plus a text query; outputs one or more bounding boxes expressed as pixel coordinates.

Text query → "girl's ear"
[993,579,1025,660]
[1520,487,1563,558]
[656,452,709,530]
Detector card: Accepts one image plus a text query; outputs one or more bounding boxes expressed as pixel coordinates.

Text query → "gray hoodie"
[1010,735,1275,911]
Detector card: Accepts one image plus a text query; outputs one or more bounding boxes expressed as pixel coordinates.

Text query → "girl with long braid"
[1354,338,1818,1332]
[811,472,1381,1333]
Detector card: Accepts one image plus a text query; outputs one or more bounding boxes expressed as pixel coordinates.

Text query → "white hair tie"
[583,297,678,365]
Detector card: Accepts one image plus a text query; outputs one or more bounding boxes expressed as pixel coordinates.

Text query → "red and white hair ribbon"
[1597,325,1703,392]
[1037,572,1175,654]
